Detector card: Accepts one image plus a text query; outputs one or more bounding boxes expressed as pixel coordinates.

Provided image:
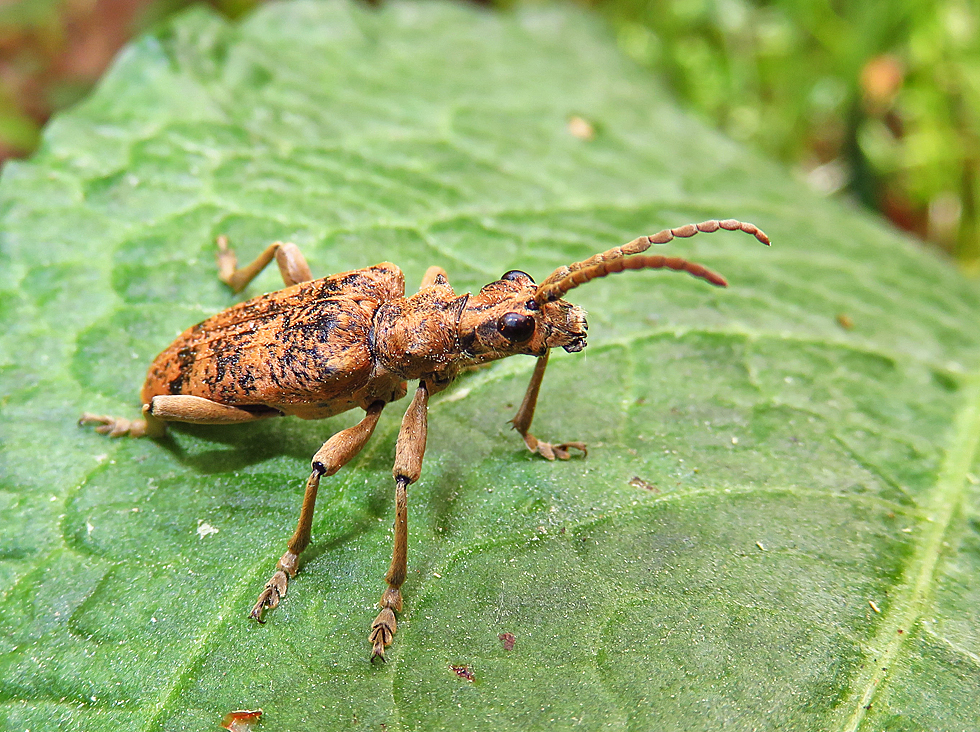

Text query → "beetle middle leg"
[369,380,431,662]
[216,236,314,293]
[250,400,386,622]
[419,265,449,289]
[510,351,587,460]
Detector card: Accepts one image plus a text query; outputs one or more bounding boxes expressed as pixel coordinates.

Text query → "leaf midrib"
[840,374,980,730]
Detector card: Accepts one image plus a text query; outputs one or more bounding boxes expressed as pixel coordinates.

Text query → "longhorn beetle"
[81,219,770,661]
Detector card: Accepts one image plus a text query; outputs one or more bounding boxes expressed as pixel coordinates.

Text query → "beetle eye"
[500,269,535,284]
[497,312,535,342]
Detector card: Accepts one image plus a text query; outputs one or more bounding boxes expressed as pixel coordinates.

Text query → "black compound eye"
[500,269,535,284]
[497,312,536,342]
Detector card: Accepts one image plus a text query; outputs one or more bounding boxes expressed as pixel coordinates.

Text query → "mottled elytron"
[81,218,770,661]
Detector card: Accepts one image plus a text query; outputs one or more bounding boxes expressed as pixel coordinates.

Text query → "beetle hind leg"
[80,395,275,438]
[79,405,165,438]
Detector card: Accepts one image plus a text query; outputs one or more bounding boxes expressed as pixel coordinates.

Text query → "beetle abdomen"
[141,264,404,415]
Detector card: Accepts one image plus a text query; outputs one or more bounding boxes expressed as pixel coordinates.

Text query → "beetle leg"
[419,266,449,289]
[79,395,275,438]
[370,381,430,662]
[216,236,314,293]
[79,410,165,438]
[145,395,281,423]
[510,352,587,461]
[251,401,385,622]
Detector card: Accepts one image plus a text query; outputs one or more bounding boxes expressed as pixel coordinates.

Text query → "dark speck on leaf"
[629,476,659,492]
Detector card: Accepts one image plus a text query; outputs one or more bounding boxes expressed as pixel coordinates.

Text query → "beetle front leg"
[250,401,385,622]
[510,352,587,460]
[216,236,314,293]
[370,381,430,662]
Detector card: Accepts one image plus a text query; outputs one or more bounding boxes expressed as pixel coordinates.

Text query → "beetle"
[81,218,770,661]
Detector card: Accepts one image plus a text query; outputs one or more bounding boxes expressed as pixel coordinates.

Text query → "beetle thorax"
[371,282,470,380]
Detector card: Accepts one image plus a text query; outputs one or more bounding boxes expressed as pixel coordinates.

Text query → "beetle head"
[458,217,772,365]
[403,219,770,375]
[457,269,588,364]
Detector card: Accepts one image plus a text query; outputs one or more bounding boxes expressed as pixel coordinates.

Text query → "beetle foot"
[215,234,238,284]
[250,570,289,623]
[79,412,149,438]
[521,432,587,461]
[250,550,299,622]
[538,440,588,460]
[369,588,402,662]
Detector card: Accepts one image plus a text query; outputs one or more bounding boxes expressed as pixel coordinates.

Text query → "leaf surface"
[1,2,979,730]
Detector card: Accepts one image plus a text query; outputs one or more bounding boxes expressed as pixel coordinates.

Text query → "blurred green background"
[2,0,977,266]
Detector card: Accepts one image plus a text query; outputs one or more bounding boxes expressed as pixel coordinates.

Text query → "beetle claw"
[551,441,588,460]
[529,438,588,461]
[369,607,397,662]
[250,570,289,622]
[79,412,150,438]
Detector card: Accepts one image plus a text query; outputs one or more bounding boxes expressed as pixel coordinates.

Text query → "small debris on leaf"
[567,115,595,140]
[450,664,475,681]
[629,476,658,492]
[197,520,219,539]
[499,632,516,651]
[869,600,881,613]
[755,541,765,551]
[221,709,262,731]
[836,313,855,330]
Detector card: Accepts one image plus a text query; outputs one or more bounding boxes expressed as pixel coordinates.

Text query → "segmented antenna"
[534,255,728,304]
[534,219,769,304]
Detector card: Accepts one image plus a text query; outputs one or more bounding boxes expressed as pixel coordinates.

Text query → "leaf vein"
[840,374,980,731]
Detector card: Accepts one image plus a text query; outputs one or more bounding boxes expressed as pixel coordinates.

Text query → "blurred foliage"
[568,0,980,266]
[0,0,262,158]
[1,0,978,266]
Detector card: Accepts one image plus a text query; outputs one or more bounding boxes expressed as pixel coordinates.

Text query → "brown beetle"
[81,219,769,661]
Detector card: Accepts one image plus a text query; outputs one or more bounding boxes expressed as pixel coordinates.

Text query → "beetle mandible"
[81,218,770,661]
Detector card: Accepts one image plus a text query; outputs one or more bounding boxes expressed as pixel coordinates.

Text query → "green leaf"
[2,1,979,730]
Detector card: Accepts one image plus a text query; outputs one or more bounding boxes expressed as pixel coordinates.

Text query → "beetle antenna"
[536,219,770,298]
[535,254,729,304]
